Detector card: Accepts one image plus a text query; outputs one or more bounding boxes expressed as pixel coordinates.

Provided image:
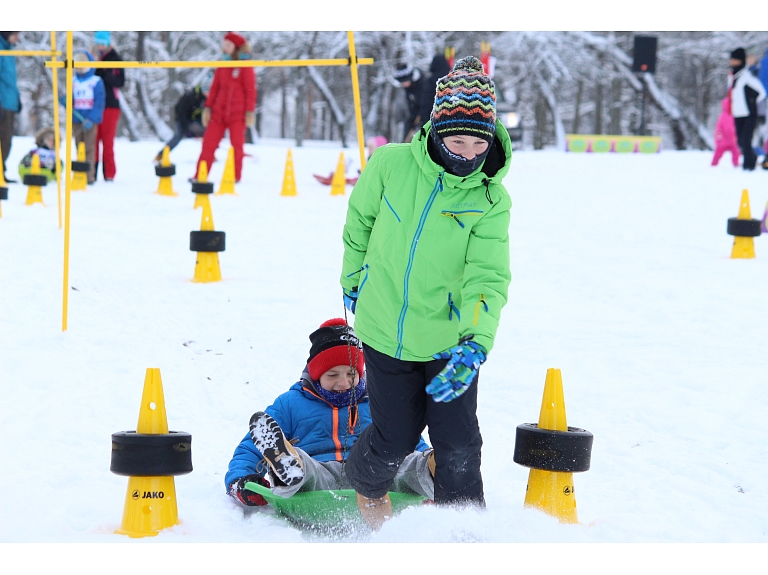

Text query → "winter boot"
[356,492,393,530]
[425,449,436,477]
[249,411,304,487]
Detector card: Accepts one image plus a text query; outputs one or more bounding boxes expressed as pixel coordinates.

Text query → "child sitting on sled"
[226,318,435,525]
[18,127,60,182]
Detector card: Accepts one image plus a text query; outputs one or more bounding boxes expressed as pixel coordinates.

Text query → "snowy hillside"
[1,134,767,564]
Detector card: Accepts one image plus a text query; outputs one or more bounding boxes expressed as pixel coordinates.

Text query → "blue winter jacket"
[759,49,768,94]
[225,371,431,489]
[0,35,21,112]
[59,51,106,125]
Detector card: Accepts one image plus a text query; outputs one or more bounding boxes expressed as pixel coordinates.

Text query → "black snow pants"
[345,343,485,507]
[735,116,758,170]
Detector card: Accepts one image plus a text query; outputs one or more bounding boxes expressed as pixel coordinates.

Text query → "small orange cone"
[330,152,346,196]
[216,147,237,195]
[281,149,298,197]
[71,142,88,191]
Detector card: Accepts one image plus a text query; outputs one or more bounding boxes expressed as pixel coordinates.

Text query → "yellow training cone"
[519,368,590,524]
[330,152,346,196]
[216,147,237,195]
[729,189,759,259]
[24,153,46,206]
[112,368,192,538]
[154,146,178,197]
[193,161,212,210]
[71,142,88,191]
[0,144,8,217]
[281,148,298,196]
[191,163,223,283]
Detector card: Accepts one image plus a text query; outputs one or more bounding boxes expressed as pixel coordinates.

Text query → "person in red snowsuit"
[711,97,740,167]
[194,32,256,183]
[92,31,125,181]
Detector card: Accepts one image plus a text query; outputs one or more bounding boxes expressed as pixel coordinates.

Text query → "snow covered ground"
[1,134,767,566]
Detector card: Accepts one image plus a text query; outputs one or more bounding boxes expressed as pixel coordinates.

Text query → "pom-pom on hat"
[430,56,497,143]
[224,32,247,49]
[307,318,364,382]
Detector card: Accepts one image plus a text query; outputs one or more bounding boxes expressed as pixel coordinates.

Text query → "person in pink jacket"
[711,97,740,167]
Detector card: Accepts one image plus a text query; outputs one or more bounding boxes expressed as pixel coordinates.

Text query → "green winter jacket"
[340,120,512,361]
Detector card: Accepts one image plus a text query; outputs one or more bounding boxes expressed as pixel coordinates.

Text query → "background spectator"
[93,31,124,182]
[194,32,256,183]
[393,63,424,142]
[154,73,212,162]
[728,47,766,171]
[0,31,20,182]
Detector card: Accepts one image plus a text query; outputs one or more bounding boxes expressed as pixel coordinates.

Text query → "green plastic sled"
[244,481,425,531]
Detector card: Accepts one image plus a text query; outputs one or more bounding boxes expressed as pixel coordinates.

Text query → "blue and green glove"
[426,338,487,403]
[343,287,358,314]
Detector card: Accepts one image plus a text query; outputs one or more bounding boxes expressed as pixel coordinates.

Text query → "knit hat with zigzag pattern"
[430,56,496,143]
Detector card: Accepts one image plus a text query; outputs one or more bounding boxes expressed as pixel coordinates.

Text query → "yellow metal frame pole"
[347,32,367,170]
[62,32,73,332]
[51,31,62,229]
[0,50,62,57]
[45,58,374,70]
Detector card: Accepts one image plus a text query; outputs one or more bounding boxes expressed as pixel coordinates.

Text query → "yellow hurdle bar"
[46,57,374,69]
[0,50,62,56]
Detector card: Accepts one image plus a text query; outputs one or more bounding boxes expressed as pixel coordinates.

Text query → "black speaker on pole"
[632,36,657,74]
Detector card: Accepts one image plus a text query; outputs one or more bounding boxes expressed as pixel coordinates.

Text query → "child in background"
[366,135,388,158]
[226,318,434,529]
[18,127,60,182]
[154,72,213,162]
[60,51,105,184]
[711,97,740,167]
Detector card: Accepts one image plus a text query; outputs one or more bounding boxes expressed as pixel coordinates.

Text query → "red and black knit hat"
[307,319,364,381]
[224,32,247,49]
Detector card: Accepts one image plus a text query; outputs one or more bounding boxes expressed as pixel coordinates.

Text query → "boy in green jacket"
[340,56,512,527]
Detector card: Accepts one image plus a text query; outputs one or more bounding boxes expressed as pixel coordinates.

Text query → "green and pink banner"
[565,134,662,153]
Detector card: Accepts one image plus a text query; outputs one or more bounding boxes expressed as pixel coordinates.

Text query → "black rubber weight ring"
[190,230,226,252]
[23,174,48,187]
[727,217,762,238]
[0,186,8,200]
[110,431,193,477]
[191,181,214,194]
[513,423,593,473]
[71,161,90,173]
[155,165,176,177]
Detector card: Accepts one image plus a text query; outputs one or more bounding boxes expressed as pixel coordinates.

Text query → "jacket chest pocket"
[423,207,484,233]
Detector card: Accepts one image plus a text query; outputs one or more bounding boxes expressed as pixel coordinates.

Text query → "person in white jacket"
[728,48,766,170]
